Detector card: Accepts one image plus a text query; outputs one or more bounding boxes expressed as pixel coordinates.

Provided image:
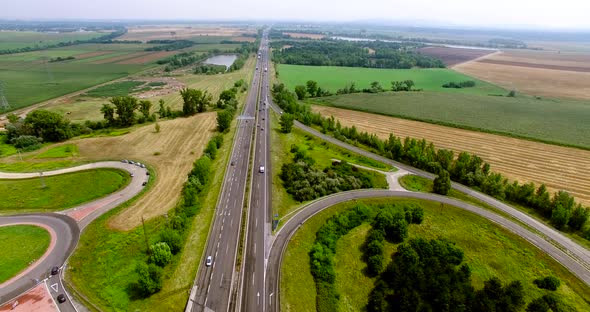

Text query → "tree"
[369,81,383,93]
[154,122,160,133]
[110,96,139,127]
[217,88,237,109]
[508,90,517,97]
[101,104,115,125]
[139,100,152,120]
[279,113,295,133]
[526,297,550,312]
[158,99,168,118]
[568,205,588,231]
[180,88,212,115]
[433,169,451,195]
[204,140,218,159]
[149,242,172,267]
[159,228,182,254]
[136,262,163,297]
[306,80,319,97]
[216,109,233,132]
[294,85,307,100]
[24,109,72,142]
[551,203,570,230]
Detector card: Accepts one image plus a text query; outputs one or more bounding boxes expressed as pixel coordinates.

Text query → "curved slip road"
[0,161,149,310]
[265,189,590,311]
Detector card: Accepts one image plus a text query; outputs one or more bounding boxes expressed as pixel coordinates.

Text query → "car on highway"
[51,266,59,275]
[130,173,134,177]
[57,294,66,304]
[206,256,212,267]
[231,161,236,166]
[259,166,265,173]
[142,181,147,186]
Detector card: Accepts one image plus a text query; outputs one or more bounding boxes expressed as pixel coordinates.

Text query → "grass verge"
[282,198,590,312]
[0,168,130,213]
[0,225,51,283]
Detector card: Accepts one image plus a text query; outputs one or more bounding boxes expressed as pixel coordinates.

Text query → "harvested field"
[312,106,590,206]
[477,59,590,72]
[230,36,257,42]
[73,113,217,230]
[117,51,175,64]
[283,32,325,39]
[455,50,590,99]
[119,26,257,41]
[455,60,590,99]
[418,46,495,66]
[91,52,150,64]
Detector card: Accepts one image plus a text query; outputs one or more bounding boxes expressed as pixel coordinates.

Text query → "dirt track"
[477,58,590,72]
[313,105,590,206]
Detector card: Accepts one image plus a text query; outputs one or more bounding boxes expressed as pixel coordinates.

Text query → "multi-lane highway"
[188,32,267,312]
[239,32,272,312]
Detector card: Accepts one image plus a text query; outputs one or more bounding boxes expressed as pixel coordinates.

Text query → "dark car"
[231,161,236,166]
[57,294,66,304]
[142,181,147,186]
[51,266,59,275]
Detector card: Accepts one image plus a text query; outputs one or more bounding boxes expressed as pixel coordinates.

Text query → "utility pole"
[39,171,46,188]
[142,216,150,254]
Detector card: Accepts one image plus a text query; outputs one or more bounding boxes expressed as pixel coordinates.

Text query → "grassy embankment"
[269,110,391,221]
[67,57,255,311]
[0,225,51,283]
[281,198,590,312]
[0,169,130,214]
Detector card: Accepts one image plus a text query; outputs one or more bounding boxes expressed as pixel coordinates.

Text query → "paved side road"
[265,189,590,312]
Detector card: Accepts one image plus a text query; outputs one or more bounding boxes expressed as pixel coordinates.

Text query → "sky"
[3,0,590,30]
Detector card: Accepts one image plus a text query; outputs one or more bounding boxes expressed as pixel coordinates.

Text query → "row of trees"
[294,79,419,100]
[280,146,384,202]
[271,40,445,69]
[194,64,227,75]
[100,96,156,127]
[271,82,590,238]
[135,133,223,297]
[145,40,195,51]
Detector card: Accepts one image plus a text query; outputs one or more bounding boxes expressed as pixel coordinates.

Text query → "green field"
[0,31,103,50]
[34,144,79,159]
[0,169,129,212]
[278,64,505,95]
[270,111,391,221]
[84,80,146,97]
[281,198,590,311]
[312,91,590,149]
[0,225,51,283]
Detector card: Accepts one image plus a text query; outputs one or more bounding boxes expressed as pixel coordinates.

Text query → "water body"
[330,36,498,51]
[203,54,238,70]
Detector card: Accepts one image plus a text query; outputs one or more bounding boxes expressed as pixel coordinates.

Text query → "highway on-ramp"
[265,190,590,311]
[0,161,148,311]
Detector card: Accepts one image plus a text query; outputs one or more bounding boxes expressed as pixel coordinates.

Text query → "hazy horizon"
[3,0,590,31]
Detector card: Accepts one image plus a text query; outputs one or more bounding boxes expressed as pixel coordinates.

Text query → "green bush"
[149,242,172,267]
[136,262,163,297]
[533,276,561,291]
[159,229,182,255]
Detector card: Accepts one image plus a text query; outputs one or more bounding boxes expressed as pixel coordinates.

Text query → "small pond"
[203,54,238,69]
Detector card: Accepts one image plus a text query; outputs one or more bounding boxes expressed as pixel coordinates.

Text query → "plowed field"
[74,113,217,230]
[312,106,590,206]
[418,46,495,66]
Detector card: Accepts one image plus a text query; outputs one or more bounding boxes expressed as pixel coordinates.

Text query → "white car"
[259,166,265,173]
[206,256,212,267]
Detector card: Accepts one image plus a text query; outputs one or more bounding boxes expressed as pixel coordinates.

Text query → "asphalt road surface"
[0,161,148,311]
[265,190,590,311]
[239,32,273,312]
[188,34,266,312]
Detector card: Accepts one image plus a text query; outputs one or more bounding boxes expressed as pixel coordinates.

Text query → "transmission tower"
[0,81,10,111]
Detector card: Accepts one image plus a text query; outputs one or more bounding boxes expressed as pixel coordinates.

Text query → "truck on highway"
[264,67,268,72]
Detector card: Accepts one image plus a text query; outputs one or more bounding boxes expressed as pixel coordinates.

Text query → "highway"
[239,31,272,312]
[188,34,266,312]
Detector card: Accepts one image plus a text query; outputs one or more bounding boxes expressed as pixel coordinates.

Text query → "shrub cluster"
[194,63,227,75]
[49,56,75,62]
[533,276,561,291]
[271,82,590,238]
[280,146,383,202]
[442,80,476,88]
[145,40,195,51]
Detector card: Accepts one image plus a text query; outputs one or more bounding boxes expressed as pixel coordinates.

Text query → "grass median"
[282,198,590,312]
[0,168,130,213]
[0,225,51,283]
